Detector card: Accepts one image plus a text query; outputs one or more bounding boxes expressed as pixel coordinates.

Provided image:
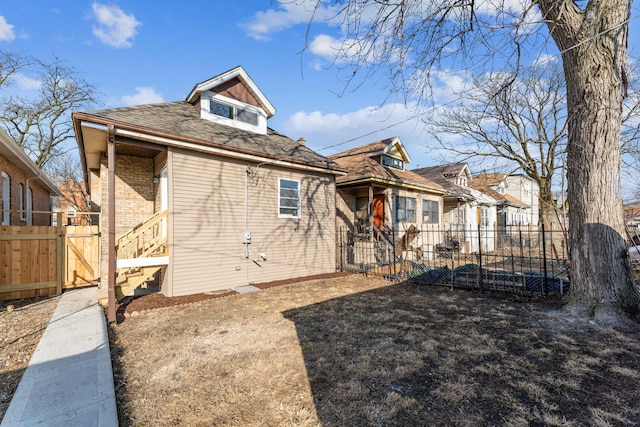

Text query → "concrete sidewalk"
[1,287,118,427]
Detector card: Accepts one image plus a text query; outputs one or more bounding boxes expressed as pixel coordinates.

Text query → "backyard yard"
[109,275,640,426]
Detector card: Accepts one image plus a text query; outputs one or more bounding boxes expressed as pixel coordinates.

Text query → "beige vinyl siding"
[391,189,443,231]
[169,147,336,296]
[153,151,168,213]
[336,191,356,232]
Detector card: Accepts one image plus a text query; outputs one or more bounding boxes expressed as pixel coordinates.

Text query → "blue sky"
[1,1,639,195]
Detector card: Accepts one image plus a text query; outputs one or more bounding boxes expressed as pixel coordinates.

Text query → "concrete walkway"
[1,287,118,427]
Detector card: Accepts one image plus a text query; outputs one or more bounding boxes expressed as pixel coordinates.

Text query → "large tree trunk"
[538,0,640,323]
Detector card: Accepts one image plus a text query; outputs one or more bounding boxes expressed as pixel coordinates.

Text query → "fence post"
[56,211,63,295]
[541,222,549,294]
[477,224,484,293]
[392,227,397,278]
[339,227,343,272]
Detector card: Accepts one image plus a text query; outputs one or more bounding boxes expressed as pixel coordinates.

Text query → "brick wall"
[99,154,155,289]
[0,154,53,226]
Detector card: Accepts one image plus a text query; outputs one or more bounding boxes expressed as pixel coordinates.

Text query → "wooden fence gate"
[64,225,100,289]
[0,216,100,301]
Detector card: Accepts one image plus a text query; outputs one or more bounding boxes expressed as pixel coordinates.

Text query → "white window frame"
[422,199,439,224]
[396,196,416,223]
[480,206,489,228]
[205,93,267,135]
[19,183,25,221]
[2,172,9,225]
[278,178,300,218]
[26,186,32,226]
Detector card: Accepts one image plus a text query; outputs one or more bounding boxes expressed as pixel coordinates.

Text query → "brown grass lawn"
[109,276,640,426]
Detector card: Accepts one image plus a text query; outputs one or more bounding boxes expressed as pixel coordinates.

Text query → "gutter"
[336,175,447,195]
[73,113,347,178]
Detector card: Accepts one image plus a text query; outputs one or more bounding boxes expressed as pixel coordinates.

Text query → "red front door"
[373,195,384,228]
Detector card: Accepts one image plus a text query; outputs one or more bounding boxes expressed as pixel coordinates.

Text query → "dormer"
[378,136,411,171]
[186,66,276,135]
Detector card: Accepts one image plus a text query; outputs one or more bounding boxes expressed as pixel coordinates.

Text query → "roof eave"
[73,113,345,176]
[337,175,446,194]
[0,130,60,195]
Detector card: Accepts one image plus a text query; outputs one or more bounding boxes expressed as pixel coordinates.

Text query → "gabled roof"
[329,137,444,194]
[185,66,276,118]
[414,162,470,181]
[413,162,473,200]
[0,129,59,195]
[472,172,507,187]
[332,136,412,163]
[73,102,343,178]
[468,177,528,208]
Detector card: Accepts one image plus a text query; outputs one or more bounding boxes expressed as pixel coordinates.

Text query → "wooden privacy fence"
[0,212,100,301]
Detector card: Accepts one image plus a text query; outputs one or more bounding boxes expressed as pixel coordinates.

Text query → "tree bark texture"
[538,0,639,322]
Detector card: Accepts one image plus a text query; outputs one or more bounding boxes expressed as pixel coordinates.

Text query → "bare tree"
[621,59,640,171]
[429,63,567,219]
[0,52,99,169]
[310,0,639,323]
[0,50,27,88]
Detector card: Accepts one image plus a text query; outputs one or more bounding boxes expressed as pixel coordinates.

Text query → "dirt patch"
[115,272,351,321]
[0,295,60,420]
[109,276,640,426]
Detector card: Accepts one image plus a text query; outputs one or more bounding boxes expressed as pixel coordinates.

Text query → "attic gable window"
[210,100,233,119]
[205,95,266,134]
[210,99,260,126]
[382,155,403,170]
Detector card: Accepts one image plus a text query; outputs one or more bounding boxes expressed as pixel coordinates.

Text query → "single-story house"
[0,129,59,226]
[329,137,446,262]
[413,162,497,252]
[73,66,344,305]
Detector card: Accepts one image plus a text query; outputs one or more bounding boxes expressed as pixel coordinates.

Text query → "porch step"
[116,265,163,300]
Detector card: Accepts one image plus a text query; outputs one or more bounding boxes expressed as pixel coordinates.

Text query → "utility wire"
[313,11,639,154]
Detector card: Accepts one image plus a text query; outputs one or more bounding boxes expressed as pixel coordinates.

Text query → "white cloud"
[308,34,341,58]
[0,16,15,41]
[282,102,454,167]
[533,53,557,67]
[121,87,163,106]
[91,3,141,48]
[243,0,337,41]
[11,73,41,90]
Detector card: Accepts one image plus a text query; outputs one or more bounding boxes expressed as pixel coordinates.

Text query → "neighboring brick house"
[0,129,59,226]
[73,66,344,310]
[55,180,94,225]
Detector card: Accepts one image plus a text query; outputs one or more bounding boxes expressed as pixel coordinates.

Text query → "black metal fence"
[337,224,570,295]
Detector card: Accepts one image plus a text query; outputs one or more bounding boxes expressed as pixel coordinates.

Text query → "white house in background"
[470,172,540,228]
[413,162,498,253]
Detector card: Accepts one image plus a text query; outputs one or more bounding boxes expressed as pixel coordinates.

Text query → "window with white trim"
[26,186,32,226]
[480,206,489,227]
[396,196,416,222]
[210,99,259,126]
[382,155,404,170]
[19,183,25,221]
[422,200,439,224]
[2,172,9,225]
[279,178,300,218]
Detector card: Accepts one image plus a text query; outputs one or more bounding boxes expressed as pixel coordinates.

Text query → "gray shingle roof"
[83,102,341,170]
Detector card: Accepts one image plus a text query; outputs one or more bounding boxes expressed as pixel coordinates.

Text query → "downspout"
[107,125,116,324]
[245,166,250,284]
